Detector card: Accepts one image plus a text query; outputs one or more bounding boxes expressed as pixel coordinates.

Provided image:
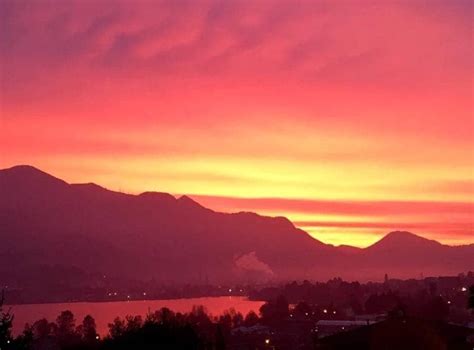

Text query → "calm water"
[9,297,265,336]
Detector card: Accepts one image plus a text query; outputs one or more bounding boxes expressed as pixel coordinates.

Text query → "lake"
[8,297,265,336]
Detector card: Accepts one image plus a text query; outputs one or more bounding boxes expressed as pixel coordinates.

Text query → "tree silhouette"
[31,318,56,339]
[55,310,80,348]
[146,307,175,325]
[124,315,143,333]
[20,318,58,350]
[103,311,203,349]
[215,324,226,350]
[218,308,243,331]
[0,290,13,348]
[108,317,126,339]
[12,324,33,350]
[80,315,98,344]
[260,295,289,324]
[244,311,259,327]
[469,285,474,310]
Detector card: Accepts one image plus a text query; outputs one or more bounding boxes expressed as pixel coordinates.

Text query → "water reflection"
[10,296,265,336]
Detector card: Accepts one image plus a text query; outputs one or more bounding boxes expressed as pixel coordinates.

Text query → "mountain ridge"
[1,165,472,287]
[1,164,466,249]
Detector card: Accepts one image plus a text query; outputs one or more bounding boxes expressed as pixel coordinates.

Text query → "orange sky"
[1,0,473,247]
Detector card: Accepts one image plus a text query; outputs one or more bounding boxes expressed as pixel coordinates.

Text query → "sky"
[1,0,473,247]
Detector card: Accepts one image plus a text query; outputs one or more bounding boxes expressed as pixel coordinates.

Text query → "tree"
[0,290,13,348]
[215,324,226,350]
[244,311,259,327]
[25,318,57,350]
[55,310,80,348]
[12,324,33,350]
[125,315,143,333]
[469,285,474,310]
[146,307,175,325]
[31,318,56,340]
[108,317,126,339]
[260,295,289,324]
[218,308,243,331]
[244,311,260,327]
[79,315,98,343]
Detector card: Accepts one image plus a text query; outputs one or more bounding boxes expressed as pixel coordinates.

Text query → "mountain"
[360,231,474,278]
[0,165,473,290]
[367,231,442,251]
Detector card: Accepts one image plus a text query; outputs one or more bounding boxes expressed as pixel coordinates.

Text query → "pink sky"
[1,0,473,246]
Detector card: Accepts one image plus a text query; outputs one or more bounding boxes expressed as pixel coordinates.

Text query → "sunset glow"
[1,0,472,247]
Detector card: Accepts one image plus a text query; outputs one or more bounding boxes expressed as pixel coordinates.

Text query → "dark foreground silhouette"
[1,286,473,350]
[318,316,474,350]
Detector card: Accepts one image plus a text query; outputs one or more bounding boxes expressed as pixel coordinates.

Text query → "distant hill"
[0,165,473,289]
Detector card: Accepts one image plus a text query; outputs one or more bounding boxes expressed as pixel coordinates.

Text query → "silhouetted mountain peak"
[177,195,208,211]
[0,164,67,189]
[178,195,195,202]
[273,215,296,228]
[2,164,63,179]
[386,230,417,238]
[135,192,178,208]
[5,164,37,171]
[368,231,441,251]
[385,231,433,242]
[139,191,176,201]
